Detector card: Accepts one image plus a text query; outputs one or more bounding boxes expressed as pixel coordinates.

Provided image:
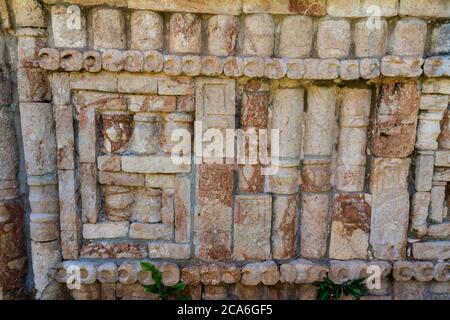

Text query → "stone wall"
[0,0,449,300]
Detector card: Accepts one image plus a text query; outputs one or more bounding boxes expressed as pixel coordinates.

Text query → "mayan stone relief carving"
[0,0,449,300]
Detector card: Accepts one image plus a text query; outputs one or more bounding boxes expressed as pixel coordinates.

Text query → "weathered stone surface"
[30,213,59,242]
[121,155,190,174]
[233,195,271,261]
[118,73,158,94]
[278,16,313,58]
[422,79,450,95]
[300,193,329,259]
[428,222,450,239]
[169,13,201,54]
[174,175,191,243]
[336,88,371,192]
[301,159,331,193]
[411,192,431,237]
[58,170,80,259]
[60,49,82,71]
[70,72,118,92]
[164,55,182,76]
[393,280,430,300]
[430,185,446,224]
[264,58,286,79]
[123,51,143,73]
[371,82,420,158]
[39,48,60,71]
[439,110,450,150]
[0,109,19,181]
[430,23,450,55]
[435,150,450,167]
[101,112,132,153]
[415,153,434,191]
[78,107,97,163]
[83,222,128,239]
[360,58,380,79]
[223,57,243,77]
[30,240,62,299]
[91,8,126,49]
[399,0,450,18]
[272,195,298,260]
[327,0,398,17]
[381,56,424,77]
[243,57,265,78]
[370,158,411,260]
[128,0,242,15]
[243,0,326,16]
[340,60,360,80]
[148,243,190,259]
[316,19,350,59]
[129,223,173,240]
[389,18,427,56]
[80,163,99,224]
[412,241,450,260]
[129,11,163,51]
[17,68,50,102]
[424,56,450,77]
[99,171,145,187]
[80,242,148,259]
[329,194,371,259]
[0,201,26,298]
[18,34,47,69]
[20,103,57,175]
[304,86,336,156]
[208,15,239,57]
[51,5,86,48]
[201,56,223,77]
[354,18,387,58]
[195,164,234,261]
[158,77,193,96]
[83,50,102,72]
[242,14,275,57]
[12,0,45,28]
[271,88,303,164]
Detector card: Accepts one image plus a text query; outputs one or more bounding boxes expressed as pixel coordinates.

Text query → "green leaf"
[141,261,163,286]
[142,284,158,294]
[171,282,187,292]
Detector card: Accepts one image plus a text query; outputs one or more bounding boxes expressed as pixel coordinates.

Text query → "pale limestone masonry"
[0,0,449,301]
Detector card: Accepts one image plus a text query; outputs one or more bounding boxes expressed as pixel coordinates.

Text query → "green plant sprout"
[140,261,191,300]
[313,272,368,300]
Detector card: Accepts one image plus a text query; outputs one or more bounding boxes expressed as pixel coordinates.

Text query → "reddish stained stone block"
[0,201,26,297]
[301,159,331,192]
[80,241,148,259]
[378,82,420,116]
[198,263,223,285]
[371,82,420,158]
[288,0,326,16]
[196,164,234,261]
[371,115,418,158]
[329,194,372,259]
[176,95,195,112]
[439,110,450,150]
[272,195,298,260]
[241,92,269,129]
[198,164,234,207]
[181,265,200,286]
[101,112,133,153]
[238,164,264,194]
[238,85,268,194]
